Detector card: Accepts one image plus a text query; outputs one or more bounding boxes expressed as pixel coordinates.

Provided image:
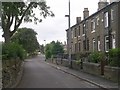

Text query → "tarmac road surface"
[17,55,100,88]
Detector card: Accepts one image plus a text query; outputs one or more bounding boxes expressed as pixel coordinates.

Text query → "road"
[17,55,99,88]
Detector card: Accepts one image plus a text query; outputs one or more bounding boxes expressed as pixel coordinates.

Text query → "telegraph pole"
[65,0,72,68]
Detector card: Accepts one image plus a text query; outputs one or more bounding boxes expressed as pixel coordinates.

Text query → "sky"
[0,0,110,45]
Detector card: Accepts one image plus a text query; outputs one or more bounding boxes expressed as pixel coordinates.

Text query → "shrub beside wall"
[89,52,104,63]
[2,42,26,88]
[108,48,120,67]
[2,42,26,60]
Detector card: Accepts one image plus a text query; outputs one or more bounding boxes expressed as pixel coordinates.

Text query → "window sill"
[105,50,109,53]
[91,30,95,33]
[82,34,85,37]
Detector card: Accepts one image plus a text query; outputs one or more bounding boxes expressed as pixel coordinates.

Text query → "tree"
[40,44,44,54]
[1,1,54,43]
[45,41,64,59]
[45,44,52,59]
[11,28,40,55]
[2,42,26,60]
[51,41,64,56]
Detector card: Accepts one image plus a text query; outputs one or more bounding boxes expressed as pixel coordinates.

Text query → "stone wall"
[83,62,101,76]
[61,59,69,67]
[2,60,24,88]
[46,58,120,82]
[72,61,81,70]
[104,66,120,83]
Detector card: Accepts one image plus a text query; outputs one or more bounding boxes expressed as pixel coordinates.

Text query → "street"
[17,55,99,88]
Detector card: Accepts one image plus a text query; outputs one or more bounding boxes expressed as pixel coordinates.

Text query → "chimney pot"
[84,8,88,11]
[83,8,89,19]
[76,17,81,24]
[98,0,109,10]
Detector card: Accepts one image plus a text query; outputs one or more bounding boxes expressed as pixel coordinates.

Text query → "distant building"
[63,41,67,54]
[66,0,120,54]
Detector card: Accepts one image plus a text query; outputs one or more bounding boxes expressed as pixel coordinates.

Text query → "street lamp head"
[65,15,69,17]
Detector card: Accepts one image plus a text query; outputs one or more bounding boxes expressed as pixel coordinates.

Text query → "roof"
[66,1,119,32]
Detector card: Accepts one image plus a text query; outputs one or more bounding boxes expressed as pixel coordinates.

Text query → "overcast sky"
[0,0,110,45]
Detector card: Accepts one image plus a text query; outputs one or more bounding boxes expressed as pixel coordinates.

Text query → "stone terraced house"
[66,0,120,55]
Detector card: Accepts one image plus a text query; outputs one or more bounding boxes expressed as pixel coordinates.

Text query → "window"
[91,19,95,32]
[83,40,86,50]
[71,30,73,38]
[86,39,89,51]
[74,28,77,37]
[96,16,99,25]
[83,23,85,35]
[83,39,89,51]
[112,35,115,49]
[111,9,114,21]
[104,12,108,28]
[75,43,77,53]
[92,38,95,51]
[78,26,80,36]
[97,36,101,51]
[105,36,109,52]
[78,42,81,51]
[86,21,88,30]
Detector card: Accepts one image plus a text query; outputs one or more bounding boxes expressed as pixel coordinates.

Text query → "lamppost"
[44,40,46,52]
[44,40,46,46]
[44,40,46,61]
[65,0,72,68]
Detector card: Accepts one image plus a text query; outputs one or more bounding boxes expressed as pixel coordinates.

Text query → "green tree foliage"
[40,44,44,54]
[11,28,40,55]
[2,42,26,60]
[45,41,64,59]
[45,44,52,59]
[1,1,54,43]
[108,48,120,67]
[51,41,64,56]
[89,52,104,63]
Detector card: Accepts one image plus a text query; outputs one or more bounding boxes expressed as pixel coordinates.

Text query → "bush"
[75,51,91,61]
[2,42,27,60]
[108,48,120,67]
[89,52,104,63]
[45,50,52,59]
[75,60,81,65]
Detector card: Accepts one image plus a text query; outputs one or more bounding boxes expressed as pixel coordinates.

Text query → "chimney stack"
[98,0,108,10]
[110,0,118,3]
[83,8,89,19]
[76,17,81,24]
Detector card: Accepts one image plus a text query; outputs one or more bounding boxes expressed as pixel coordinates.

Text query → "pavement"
[46,61,119,90]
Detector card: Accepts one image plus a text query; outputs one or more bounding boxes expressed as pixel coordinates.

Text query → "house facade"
[66,0,120,54]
